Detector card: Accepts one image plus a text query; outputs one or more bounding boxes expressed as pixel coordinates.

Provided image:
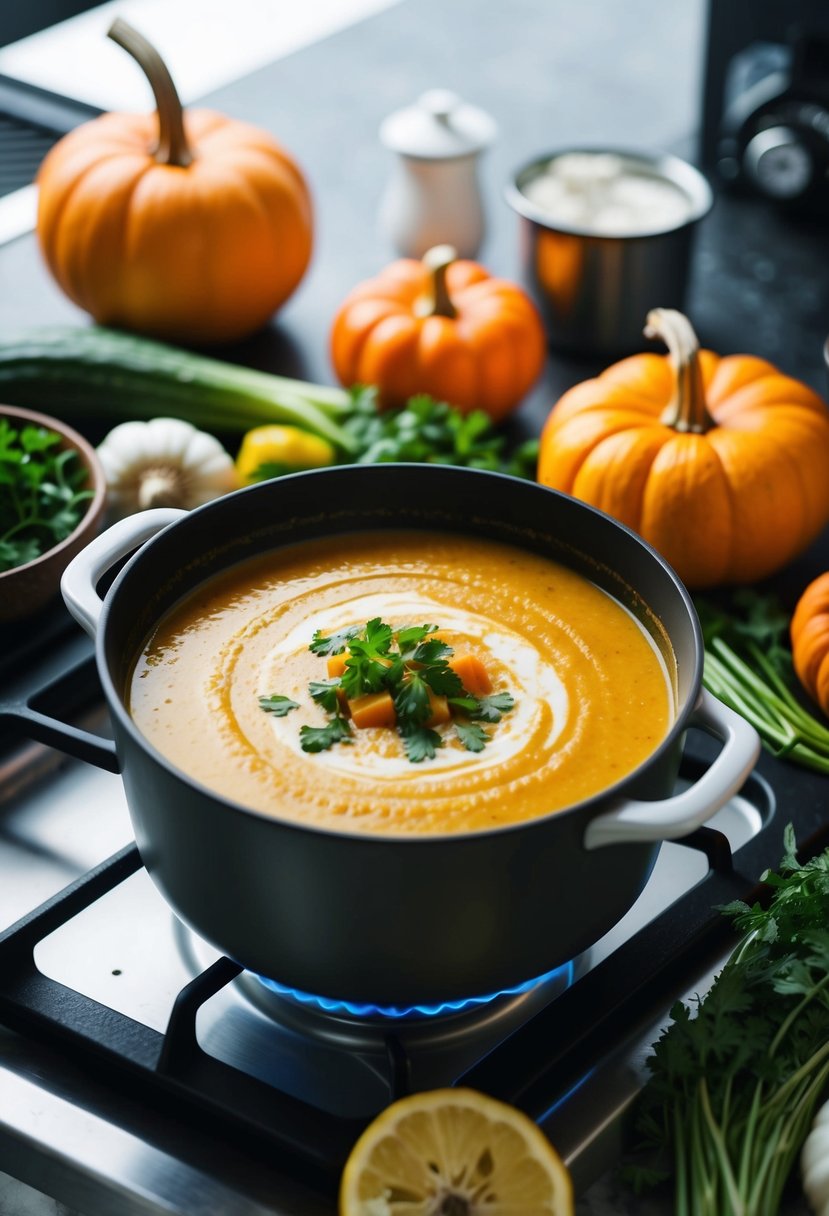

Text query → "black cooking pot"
[52,466,757,1007]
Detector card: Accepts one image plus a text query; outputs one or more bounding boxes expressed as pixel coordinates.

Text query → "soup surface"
[129,531,674,835]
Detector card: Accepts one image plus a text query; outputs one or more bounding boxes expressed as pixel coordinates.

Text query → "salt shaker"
[378,89,497,259]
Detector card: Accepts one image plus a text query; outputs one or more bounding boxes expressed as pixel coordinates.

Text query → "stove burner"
[254,962,575,1021]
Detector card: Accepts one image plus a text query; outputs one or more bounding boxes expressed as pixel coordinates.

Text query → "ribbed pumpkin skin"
[36,109,313,345]
[791,574,829,715]
[330,258,546,420]
[538,350,829,589]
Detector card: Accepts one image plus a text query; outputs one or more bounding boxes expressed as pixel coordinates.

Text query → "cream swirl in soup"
[129,531,674,835]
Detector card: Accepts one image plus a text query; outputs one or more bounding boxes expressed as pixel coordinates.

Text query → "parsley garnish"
[309,624,361,656]
[259,617,516,761]
[454,721,489,752]
[401,725,443,763]
[0,419,94,573]
[258,695,299,716]
[299,716,352,753]
[308,680,341,714]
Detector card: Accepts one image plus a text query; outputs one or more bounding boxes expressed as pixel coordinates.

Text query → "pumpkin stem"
[416,245,458,319]
[108,18,193,168]
[645,308,713,435]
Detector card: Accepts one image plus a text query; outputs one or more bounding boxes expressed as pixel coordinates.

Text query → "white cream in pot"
[521,152,693,237]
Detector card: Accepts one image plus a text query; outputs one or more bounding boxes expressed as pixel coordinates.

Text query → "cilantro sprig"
[259,618,516,760]
[0,419,93,573]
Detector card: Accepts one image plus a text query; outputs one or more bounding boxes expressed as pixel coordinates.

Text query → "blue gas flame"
[256,960,574,1020]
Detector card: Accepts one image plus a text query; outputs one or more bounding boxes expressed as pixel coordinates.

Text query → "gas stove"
[0,601,823,1216]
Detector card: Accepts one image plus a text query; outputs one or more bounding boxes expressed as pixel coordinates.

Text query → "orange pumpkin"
[330,245,546,420]
[791,574,829,714]
[36,19,312,345]
[537,308,829,589]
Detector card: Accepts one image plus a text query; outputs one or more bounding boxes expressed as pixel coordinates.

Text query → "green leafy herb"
[400,725,443,763]
[471,692,516,723]
[454,721,489,752]
[299,716,352,753]
[257,695,299,716]
[625,825,829,1216]
[342,390,539,479]
[0,419,93,573]
[258,617,516,762]
[309,624,362,656]
[308,680,341,714]
[696,589,829,773]
[393,671,432,726]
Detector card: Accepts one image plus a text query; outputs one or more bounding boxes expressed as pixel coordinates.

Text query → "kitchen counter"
[0,1,827,1214]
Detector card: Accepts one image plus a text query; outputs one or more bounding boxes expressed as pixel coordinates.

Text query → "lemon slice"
[339,1087,574,1215]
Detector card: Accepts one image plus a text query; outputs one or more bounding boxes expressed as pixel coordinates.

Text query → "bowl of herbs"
[0,405,106,623]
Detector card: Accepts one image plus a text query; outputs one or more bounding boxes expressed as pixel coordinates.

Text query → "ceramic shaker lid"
[379,89,497,160]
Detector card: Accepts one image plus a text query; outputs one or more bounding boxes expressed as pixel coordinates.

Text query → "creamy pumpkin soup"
[129,532,674,835]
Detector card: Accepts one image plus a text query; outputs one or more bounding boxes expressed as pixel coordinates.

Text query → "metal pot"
[50,466,756,1007]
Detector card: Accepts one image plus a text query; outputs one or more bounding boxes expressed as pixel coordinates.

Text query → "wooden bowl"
[0,405,107,623]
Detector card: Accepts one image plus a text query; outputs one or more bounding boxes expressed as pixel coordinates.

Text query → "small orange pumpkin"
[36,19,312,345]
[537,309,829,589]
[330,245,546,420]
[791,574,829,714]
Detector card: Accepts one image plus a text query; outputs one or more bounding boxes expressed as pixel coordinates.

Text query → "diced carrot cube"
[449,654,492,697]
[349,691,397,730]
[425,689,450,727]
[327,651,349,678]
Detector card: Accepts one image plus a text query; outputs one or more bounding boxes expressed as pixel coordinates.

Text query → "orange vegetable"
[791,574,829,714]
[36,19,312,345]
[327,653,349,679]
[329,244,546,421]
[537,308,829,589]
[349,691,397,730]
[449,654,493,698]
[425,691,450,727]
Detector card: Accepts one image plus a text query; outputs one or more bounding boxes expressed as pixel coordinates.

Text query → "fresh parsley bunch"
[0,419,92,572]
[341,389,539,479]
[627,825,829,1216]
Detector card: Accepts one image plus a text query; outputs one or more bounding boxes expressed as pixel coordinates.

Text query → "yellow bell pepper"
[235,425,337,484]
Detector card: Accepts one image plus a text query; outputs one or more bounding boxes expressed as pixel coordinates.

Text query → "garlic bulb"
[803,1097,829,1214]
[97,418,238,519]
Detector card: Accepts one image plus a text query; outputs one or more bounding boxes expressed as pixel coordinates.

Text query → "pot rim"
[95,465,703,845]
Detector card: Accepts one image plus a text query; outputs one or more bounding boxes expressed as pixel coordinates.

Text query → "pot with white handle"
[45,465,758,1006]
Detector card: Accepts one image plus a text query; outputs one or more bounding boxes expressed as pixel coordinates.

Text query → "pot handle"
[61,509,187,639]
[583,689,760,850]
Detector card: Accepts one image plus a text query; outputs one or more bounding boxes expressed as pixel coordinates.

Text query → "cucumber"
[0,326,357,452]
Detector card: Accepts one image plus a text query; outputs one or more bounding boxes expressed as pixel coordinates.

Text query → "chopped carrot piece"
[425,689,450,727]
[449,654,492,697]
[327,651,349,678]
[349,691,397,730]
